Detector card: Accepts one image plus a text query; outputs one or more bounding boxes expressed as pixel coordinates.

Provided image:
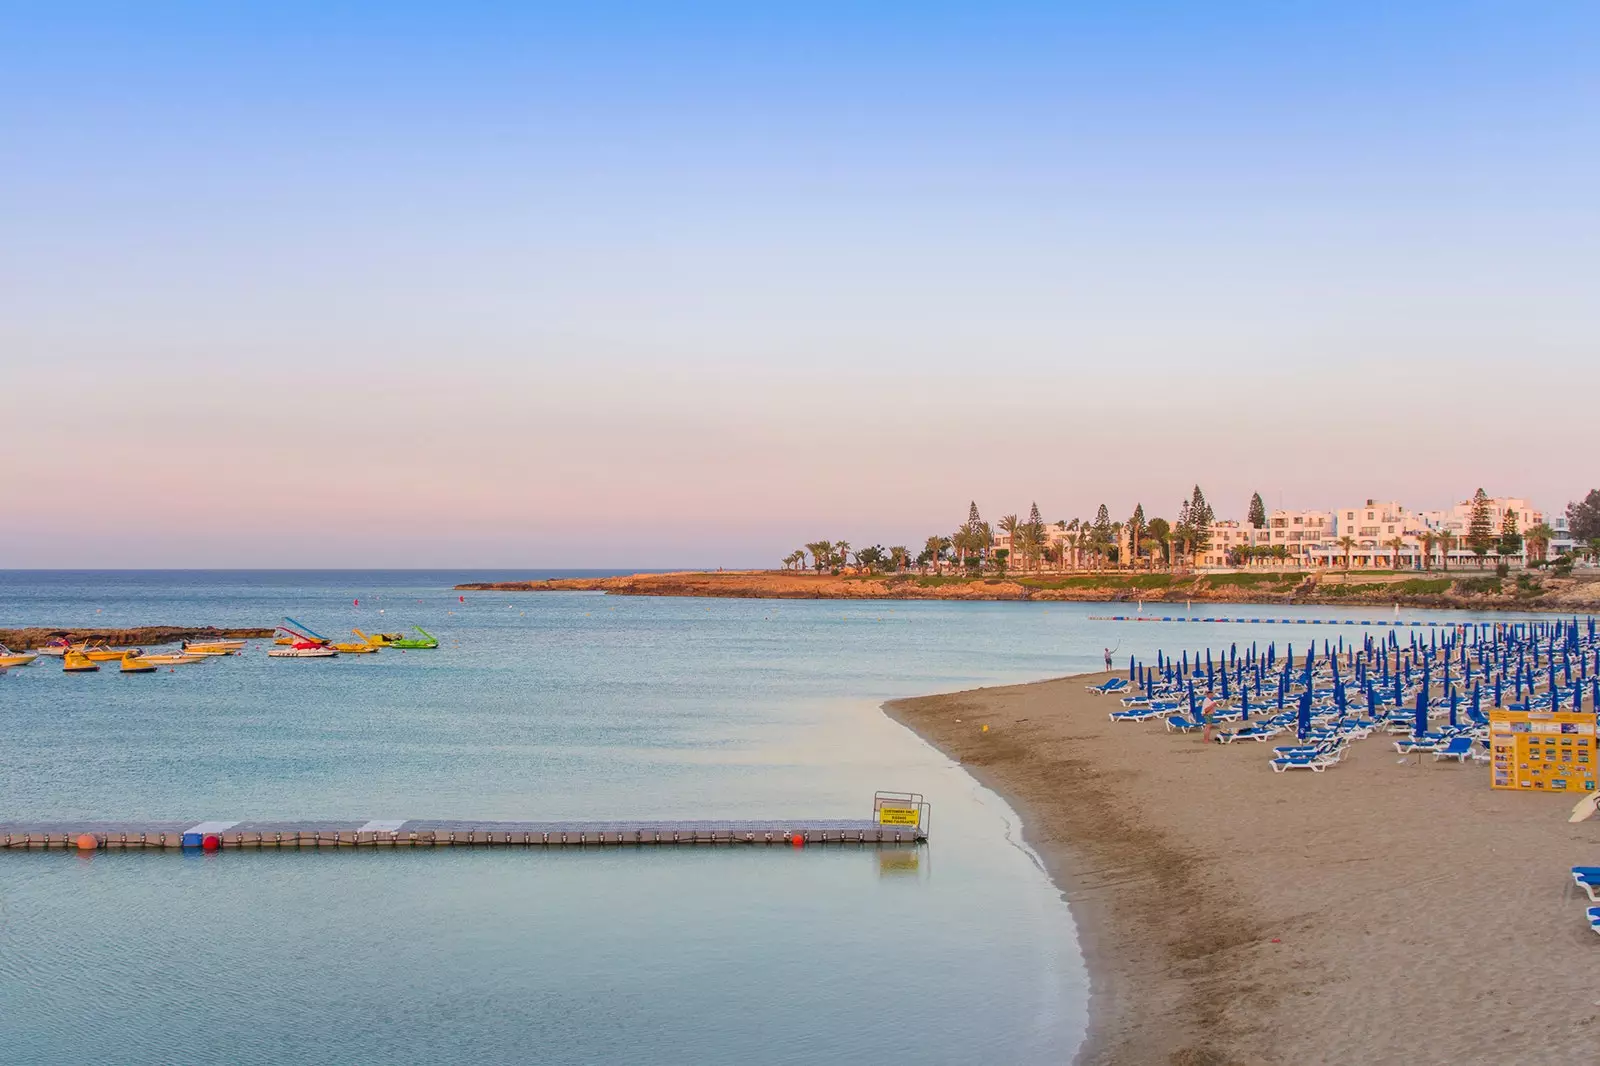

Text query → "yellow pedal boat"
[63,651,100,672]
[354,629,403,646]
[120,652,158,673]
[331,641,380,654]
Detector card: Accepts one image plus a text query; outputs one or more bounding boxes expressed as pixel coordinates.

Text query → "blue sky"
[3,3,1596,566]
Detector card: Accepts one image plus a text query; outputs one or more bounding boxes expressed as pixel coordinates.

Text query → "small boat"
[0,644,38,669]
[35,638,72,658]
[183,638,244,654]
[275,617,331,647]
[387,627,439,650]
[120,651,158,673]
[84,644,140,662]
[331,640,380,654]
[353,629,403,647]
[139,652,206,666]
[63,651,100,672]
[268,641,338,658]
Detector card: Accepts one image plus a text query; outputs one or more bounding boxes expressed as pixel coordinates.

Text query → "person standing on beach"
[1201,689,1218,744]
[1104,647,1113,671]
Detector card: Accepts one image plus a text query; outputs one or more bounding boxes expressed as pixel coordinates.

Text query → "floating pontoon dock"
[1,794,931,851]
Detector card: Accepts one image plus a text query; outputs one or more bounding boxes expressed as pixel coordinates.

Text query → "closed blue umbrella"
[1366,683,1377,720]
[1221,668,1230,700]
[1241,688,1250,720]
[1297,691,1312,740]
[1414,685,1429,738]
[1448,685,1458,727]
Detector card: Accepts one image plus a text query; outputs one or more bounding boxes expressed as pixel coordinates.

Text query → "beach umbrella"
[1493,671,1502,709]
[1367,683,1377,720]
[1414,685,1429,738]
[1334,678,1347,714]
[1187,679,1198,717]
[1277,666,1288,709]
[1129,655,1136,682]
[1221,668,1230,700]
[1448,686,1458,727]
[1297,691,1312,740]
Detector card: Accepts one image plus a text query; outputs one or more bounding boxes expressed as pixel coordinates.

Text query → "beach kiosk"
[1488,709,1598,793]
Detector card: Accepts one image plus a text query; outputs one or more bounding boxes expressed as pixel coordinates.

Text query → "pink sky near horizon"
[8,356,1588,568]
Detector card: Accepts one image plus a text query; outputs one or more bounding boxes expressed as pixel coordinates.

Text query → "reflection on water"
[0,572,1093,1065]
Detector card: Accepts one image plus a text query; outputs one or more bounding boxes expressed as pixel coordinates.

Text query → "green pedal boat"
[389,626,439,650]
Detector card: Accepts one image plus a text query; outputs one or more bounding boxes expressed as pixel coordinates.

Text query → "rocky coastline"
[456,569,1600,612]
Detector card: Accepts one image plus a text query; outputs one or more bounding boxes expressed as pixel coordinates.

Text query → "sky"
[2,2,1596,567]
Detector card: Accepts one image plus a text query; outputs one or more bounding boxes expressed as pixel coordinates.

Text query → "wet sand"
[884,672,1599,1065]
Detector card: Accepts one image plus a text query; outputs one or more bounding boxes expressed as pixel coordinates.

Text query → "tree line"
[782,487,1221,575]
[781,486,1600,576]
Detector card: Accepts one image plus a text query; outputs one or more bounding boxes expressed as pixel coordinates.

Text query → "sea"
[0,571,1554,1064]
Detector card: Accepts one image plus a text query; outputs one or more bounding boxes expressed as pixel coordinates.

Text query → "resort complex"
[789,487,1600,575]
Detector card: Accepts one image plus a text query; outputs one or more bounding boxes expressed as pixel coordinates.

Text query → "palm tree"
[1140,537,1161,571]
[924,534,949,574]
[998,514,1021,568]
[889,546,910,572]
[834,540,851,572]
[1385,536,1405,571]
[1337,535,1356,571]
[804,541,832,573]
[1054,520,1069,572]
[1437,531,1456,571]
[1525,523,1554,565]
[1418,530,1437,571]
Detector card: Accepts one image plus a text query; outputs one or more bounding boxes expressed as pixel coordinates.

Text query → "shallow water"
[1,572,1087,1065]
[0,572,1558,1064]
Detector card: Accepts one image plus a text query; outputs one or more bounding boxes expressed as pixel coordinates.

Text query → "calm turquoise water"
[0,573,1557,1064]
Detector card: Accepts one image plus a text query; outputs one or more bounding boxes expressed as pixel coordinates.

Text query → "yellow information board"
[1488,709,1598,793]
[876,806,920,826]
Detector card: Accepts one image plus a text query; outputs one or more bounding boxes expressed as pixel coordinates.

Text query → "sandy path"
[884,673,1599,1065]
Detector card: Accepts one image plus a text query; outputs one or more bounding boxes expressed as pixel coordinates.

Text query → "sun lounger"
[1088,678,1129,695]
[1216,723,1279,743]
[1432,736,1475,762]
[1394,736,1441,754]
[1271,752,1338,772]
[1165,714,1201,733]
[1573,867,1600,903]
[1590,907,1600,936]
[1110,707,1159,722]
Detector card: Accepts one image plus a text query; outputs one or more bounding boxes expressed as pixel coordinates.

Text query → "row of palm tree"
[785,495,1215,575]
[784,504,1567,577]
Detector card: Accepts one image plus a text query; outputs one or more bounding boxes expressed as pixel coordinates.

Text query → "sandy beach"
[885,672,1599,1065]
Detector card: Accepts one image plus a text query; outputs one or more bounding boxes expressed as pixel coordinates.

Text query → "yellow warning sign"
[1489,709,1598,793]
[877,806,920,826]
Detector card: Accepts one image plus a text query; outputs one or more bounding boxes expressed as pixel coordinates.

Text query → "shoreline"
[883,671,1598,1065]
[456,570,1600,614]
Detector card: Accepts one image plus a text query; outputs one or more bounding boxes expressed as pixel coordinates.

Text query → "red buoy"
[202,834,220,852]
[791,834,805,847]
[76,833,98,851]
